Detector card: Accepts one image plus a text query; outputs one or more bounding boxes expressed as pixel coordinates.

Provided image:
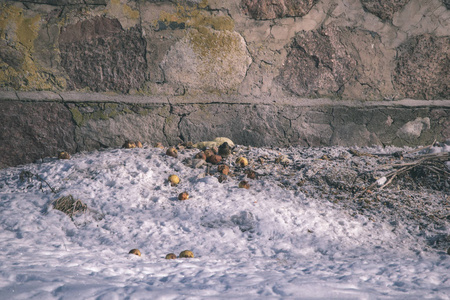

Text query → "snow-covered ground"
[0,143,449,299]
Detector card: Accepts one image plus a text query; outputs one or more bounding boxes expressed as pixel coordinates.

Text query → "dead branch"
[355,151,449,196]
[20,170,58,194]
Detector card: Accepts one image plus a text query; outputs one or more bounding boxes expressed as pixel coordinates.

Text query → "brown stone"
[360,0,410,21]
[241,0,318,20]
[59,16,147,93]
[393,34,450,100]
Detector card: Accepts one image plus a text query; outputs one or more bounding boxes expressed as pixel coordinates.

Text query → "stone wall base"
[1,92,449,168]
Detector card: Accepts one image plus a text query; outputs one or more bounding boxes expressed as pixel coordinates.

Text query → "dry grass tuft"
[52,195,88,219]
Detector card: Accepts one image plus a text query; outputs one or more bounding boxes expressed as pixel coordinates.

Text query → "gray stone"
[323,166,359,191]
[360,0,410,21]
[15,0,106,5]
[67,102,172,151]
[393,34,450,100]
[192,159,206,168]
[0,102,76,169]
[330,123,381,147]
[0,91,19,101]
[16,91,62,101]
[161,27,252,92]
[34,21,61,73]
[278,26,394,100]
[241,0,318,20]
[278,26,355,97]
[0,40,25,71]
[177,103,287,147]
[396,117,431,141]
[59,16,147,93]
[59,92,168,104]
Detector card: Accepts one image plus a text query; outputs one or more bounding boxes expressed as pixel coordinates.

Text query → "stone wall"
[1,0,449,100]
[1,0,449,168]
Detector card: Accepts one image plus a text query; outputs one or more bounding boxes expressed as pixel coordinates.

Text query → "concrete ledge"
[2,91,450,107]
[1,92,449,169]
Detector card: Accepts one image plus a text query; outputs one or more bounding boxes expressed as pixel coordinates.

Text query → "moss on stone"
[158,1,249,93]
[91,110,110,121]
[208,16,234,31]
[137,107,151,116]
[69,107,84,126]
[106,0,140,24]
[188,26,240,58]
[158,1,234,32]
[104,103,119,110]
[0,3,67,91]
[17,14,40,51]
[165,114,176,125]
[123,107,133,114]
[122,2,140,20]
[68,102,145,127]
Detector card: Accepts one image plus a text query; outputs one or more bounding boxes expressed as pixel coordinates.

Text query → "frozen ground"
[0,142,449,299]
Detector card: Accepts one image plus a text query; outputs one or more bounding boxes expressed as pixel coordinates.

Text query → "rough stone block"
[278,26,394,100]
[59,16,147,93]
[393,34,450,100]
[360,0,410,21]
[0,102,76,168]
[67,102,171,151]
[396,117,430,141]
[0,40,25,70]
[241,0,318,20]
[161,27,252,92]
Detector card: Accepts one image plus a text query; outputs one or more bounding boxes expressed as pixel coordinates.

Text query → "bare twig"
[35,174,58,194]
[380,174,397,190]
[20,170,58,194]
[357,151,449,194]
[405,139,437,154]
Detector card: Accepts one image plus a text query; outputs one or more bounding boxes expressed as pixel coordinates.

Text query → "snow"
[0,144,449,299]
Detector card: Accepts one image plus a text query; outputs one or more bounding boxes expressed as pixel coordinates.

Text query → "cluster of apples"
[129,249,194,259]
